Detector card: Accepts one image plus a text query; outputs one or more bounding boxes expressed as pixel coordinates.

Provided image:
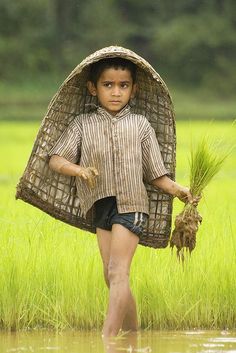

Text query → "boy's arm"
[151,175,193,203]
[49,155,98,188]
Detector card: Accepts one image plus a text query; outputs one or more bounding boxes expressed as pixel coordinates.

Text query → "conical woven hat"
[16,45,176,249]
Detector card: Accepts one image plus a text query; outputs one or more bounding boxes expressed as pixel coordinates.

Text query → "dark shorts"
[94,197,148,237]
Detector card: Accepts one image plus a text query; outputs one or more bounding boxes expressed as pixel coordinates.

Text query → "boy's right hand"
[76,166,99,188]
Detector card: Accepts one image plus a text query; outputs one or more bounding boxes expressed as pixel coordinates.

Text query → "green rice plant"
[170,138,229,260]
[189,138,228,196]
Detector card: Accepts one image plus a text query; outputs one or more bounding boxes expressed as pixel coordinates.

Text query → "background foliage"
[1,0,236,95]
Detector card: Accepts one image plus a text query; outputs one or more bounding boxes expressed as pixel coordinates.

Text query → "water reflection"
[0,330,235,353]
[102,331,140,353]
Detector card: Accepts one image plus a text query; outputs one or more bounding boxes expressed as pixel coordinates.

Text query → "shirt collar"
[97,104,131,120]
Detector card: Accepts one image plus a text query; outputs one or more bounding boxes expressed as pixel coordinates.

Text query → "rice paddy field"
[0,120,235,332]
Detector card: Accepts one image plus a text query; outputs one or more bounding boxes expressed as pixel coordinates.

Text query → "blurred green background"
[0,0,236,121]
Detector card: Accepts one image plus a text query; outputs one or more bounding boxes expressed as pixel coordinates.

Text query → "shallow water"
[0,330,236,353]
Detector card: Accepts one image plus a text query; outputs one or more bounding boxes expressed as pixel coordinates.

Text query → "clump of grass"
[170,138,228,261]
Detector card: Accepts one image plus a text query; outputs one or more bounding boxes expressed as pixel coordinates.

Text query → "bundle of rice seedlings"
[170,138,227,261]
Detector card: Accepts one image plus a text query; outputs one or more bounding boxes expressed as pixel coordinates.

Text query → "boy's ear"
[87,81,97,96]
[131,83,137,98]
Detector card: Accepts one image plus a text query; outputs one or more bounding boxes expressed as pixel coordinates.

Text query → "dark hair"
[89,58,137,85]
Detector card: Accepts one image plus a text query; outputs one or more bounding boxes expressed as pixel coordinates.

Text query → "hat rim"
[64,45,170,96]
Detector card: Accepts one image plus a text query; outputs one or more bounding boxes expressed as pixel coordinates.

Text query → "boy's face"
[87,68,136,115]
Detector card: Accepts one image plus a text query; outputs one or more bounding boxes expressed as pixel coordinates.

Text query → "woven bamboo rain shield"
[16,46,176,248]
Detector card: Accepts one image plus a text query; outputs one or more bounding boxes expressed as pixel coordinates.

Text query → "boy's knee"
[107,261,129,284]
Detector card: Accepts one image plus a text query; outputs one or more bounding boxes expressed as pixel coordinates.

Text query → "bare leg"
[100,224,139,336]
[121,293,138,331]
[96,228,112,288]
[97,227,138,332]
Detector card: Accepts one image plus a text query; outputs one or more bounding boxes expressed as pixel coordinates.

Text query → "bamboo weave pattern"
[16,46,176,248]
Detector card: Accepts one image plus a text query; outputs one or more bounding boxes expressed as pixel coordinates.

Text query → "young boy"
[47,57,194,337]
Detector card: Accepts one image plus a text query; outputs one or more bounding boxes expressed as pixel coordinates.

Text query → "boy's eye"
[104,83,112,88]
[102,82,129,88]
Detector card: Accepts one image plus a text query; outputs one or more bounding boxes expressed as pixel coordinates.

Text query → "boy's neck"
[98,104,130,118]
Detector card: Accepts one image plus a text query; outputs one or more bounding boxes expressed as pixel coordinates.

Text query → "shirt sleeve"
[48,117,82,164]
[142,122,168,183]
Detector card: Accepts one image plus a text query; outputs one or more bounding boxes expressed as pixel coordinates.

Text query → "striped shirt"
[48,105,167,216]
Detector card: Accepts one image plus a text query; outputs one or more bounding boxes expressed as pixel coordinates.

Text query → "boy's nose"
[111,86,121,96]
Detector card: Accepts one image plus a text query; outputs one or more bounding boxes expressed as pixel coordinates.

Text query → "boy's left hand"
[151,176,201,206]
[176,186,201,206]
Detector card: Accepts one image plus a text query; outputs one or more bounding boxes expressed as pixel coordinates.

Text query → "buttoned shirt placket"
[111,114,119,207]
[99,107,127,210]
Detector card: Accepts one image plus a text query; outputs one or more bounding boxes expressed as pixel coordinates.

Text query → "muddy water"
[0,330,236,353]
